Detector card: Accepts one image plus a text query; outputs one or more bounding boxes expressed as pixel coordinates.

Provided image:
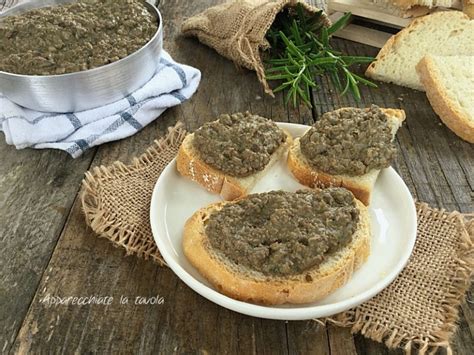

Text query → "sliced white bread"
[384,0,455,10]
[416,54,474,143]
[176,131,293,201]
[182,198,371,305]
[370,0,448,18]
[287,108,405,206]
[366,11,474,90]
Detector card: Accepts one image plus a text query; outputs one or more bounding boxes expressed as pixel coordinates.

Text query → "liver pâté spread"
[300,105,396,176]
[205,189,359,276]
[193,112,286,177]
[0,0,158,75]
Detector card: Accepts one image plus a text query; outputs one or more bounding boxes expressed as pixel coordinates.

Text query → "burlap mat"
[82,123,187,265]
[81,122,473,354]
[181,0,330,96]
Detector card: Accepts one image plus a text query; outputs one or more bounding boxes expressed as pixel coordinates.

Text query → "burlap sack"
[181,0,330,95]
[81,123,473,354]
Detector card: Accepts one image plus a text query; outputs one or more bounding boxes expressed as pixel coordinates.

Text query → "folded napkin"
[0,51,201,158]
[0,0,19,12]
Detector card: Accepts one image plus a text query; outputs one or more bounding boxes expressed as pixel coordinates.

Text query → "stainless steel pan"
[0,0,163,112]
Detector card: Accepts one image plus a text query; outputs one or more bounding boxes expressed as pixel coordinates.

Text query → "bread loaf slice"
[416,55,474,143]
[381,0,455,10]
[370,0,445,18]
[365,11,474,90]
[182,197,371,305]
[287,108,405,206]
[177,131,292,201]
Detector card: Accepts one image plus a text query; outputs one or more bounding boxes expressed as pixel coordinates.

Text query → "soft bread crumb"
[416,55,474,142]
[366,11,474,90]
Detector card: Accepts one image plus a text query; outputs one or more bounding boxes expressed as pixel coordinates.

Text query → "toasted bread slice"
[416,55,474,143]
[177,131,292,201]
[182,197,370,305]
[365,11,474,90]
[287,108,405,206]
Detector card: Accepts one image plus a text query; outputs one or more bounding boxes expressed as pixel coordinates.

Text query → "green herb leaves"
[265,7,377,108]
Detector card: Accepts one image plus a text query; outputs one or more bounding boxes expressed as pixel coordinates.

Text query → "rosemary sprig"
[265,7,377,108]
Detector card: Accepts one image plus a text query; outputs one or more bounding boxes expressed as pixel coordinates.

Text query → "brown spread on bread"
[204,189,359,276]
[300,105,396,176]
[193,112,286,177]
[0,0,158,75]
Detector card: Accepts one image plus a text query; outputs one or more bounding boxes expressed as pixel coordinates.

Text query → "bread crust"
[182,199,371,305]
[463,0,474,19]
[176,135,244,200]
[416,56,474,143]
[365,21,407,85]
[176,131,293,200]
[287,145,372,205]
[287,108,406,206]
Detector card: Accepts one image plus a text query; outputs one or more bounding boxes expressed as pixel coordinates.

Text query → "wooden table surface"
[1,0,473,353]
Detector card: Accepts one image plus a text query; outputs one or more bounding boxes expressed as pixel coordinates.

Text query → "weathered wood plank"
[0,142,96,353]
[310,38,473,355]
[451,304,474,355]
[446,137,474,191]
[400,98,472,212]
[10,0,302,353]
[327,326,358,355]
[11,109,290,352]
[3,2,472,354]
[354,334,404,355]
[331,22,474,355]
[287,321,330,354]
[13,196,289,354]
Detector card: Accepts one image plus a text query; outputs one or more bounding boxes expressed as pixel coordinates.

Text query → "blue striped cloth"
[0,51,201,157]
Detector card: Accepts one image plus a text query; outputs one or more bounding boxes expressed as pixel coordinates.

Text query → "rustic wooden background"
[0,0,472,353]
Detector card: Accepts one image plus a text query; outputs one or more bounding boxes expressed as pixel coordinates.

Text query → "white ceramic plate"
[150,122,417,320]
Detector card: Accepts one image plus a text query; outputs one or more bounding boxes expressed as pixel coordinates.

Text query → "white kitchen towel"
[0,51,201,158]
[0,0,18,12]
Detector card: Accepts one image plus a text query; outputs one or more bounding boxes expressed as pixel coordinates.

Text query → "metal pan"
[0,0,163,112]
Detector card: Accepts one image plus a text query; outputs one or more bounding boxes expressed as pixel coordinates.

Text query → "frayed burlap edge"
[80,122,187,266]
[80,123,472,353]
[319,203,474,355]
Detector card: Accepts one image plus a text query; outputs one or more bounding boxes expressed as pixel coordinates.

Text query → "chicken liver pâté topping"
[205,189,359,276]
[300,105,396,176]
[193,112,286,177]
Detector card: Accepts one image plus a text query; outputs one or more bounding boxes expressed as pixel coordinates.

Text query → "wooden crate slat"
[327,0,465,47]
